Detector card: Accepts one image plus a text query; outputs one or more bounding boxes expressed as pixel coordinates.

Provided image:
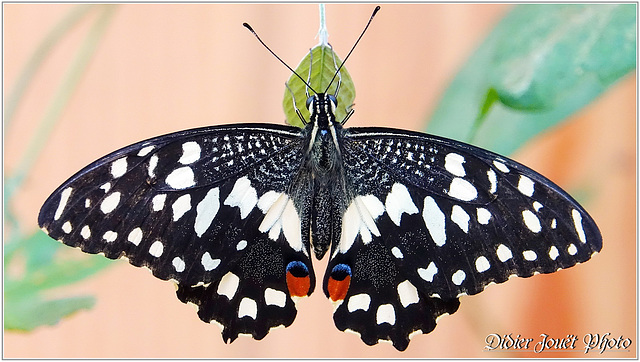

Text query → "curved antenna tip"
[242,20,318,94]
[322,5,381,94]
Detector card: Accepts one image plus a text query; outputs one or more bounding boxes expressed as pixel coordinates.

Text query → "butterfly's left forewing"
[38,124,316,342]
[325,127,602,350]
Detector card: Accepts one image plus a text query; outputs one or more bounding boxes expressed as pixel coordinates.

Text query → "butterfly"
[38,6,601,352]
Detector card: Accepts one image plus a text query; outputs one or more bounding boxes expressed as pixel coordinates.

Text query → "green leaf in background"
[4,231,113,331]
[4,5,117,332]
[427,4,636,156]
[5,294,96,332]
[282,45,356,127]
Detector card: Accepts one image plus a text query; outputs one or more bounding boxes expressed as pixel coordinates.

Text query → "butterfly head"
[307,93,338,130]
[304,93,343,181]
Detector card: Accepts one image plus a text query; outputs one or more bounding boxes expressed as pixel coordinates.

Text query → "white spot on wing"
[217,272,240,299]
[477,208,491,225]
[257,190,282,213]
[533,201,543,211]
[347,293,371,312]
[493,160,510,173]
[475,256,490,272]
[172,194,191,221]
[451,270,466,285]
[397,280,419,308]
[258,192,302,253]
[376,304,396,325]
[567,243,578,255]
[179,141,201,164]
[357,195,385,239]
[224,176,257,219]
[385,183,418,226]
[523,250,537,261]
[166,166,195,189]
[339,202,360,254]
[409,329,424,341]
[238,297,257,319]
[149,240,164,257]
[447,178,477,201]
[418,262,438,282]
[572,209,587,243]
[451,205,470,233]
[549,245,559,260]
[81,225,91,239]
[194,188,220,237]
[281,199,302,252]
[152,194,167,212]
[236,239,247,251]
[522,210,541,233]
[339,195,384,253]
[517,175,535,196]
[103,230,117,243]
[201,252,220,271]
[148,155,158,178]
[100,192,121,214]
[422,196,446,246]
[487,169,497,193]
[137,145,155,157]
[444,153,466,177]
[100,182,111,192]
[54,187,73,221]
[264,288,287,307]
[111,157,127,178]
[391,246,404,259]
[496,244,513,262]
[258,192,288,238]
[127,227,143,246]
[172,257,185,272]
[62,221,72,233]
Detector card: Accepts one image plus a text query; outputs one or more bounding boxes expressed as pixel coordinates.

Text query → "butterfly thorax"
[304,93,347,259]
[305,93,343,178]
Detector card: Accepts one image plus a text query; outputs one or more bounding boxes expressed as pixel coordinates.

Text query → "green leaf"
[4,293,96,331]
[3,5,118,332]
[427,4,636,155]
[23,230,59,271]
[4,231,113,331]
[282,45,356,127]
[6,231,113,292]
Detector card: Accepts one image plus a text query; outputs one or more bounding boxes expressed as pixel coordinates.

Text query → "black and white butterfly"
[38,7,601,352]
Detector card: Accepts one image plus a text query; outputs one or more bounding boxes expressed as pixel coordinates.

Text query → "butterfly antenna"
[243,23,319,95]
[323,6,380,94]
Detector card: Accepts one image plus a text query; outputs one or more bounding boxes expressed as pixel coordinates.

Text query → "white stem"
[317,4,329,46]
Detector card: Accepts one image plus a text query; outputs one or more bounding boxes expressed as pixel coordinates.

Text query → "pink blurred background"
[4,3,635,358]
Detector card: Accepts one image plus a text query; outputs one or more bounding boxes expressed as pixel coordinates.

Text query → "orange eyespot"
[327,263,351,302]
[286,261,311,297]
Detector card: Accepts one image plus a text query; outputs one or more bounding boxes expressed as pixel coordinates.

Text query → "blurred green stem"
[4,5,117,242]
[5,5,94,129]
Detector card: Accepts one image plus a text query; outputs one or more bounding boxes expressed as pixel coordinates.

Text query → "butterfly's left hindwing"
[38,124,317,342]
[324,127,602,350]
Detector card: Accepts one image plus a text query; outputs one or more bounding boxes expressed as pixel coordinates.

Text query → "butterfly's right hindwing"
[38,123,315,341]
